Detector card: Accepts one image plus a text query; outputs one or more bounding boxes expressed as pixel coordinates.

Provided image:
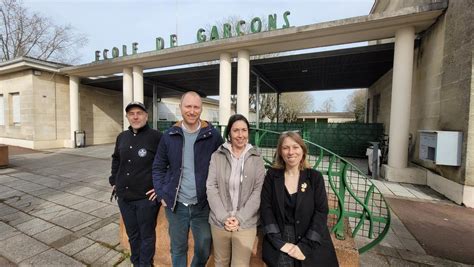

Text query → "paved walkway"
[0,144,472,266]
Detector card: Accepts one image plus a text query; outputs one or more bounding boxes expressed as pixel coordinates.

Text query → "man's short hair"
[180,91,202,105]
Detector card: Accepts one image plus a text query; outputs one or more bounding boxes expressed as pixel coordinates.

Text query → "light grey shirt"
[177,126,199,204]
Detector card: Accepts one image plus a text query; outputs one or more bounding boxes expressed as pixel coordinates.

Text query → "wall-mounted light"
[33,70,42,76]
[301,69,308,73]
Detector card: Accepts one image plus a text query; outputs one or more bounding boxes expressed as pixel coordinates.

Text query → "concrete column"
[123,67,133,130]
[388,27,415,168]
[133,65,144,103]
[69,76,80,148]
[237,50,250,118]
[219,53,232,127]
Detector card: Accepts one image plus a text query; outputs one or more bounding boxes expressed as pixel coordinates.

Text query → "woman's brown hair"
[273,131,311,170]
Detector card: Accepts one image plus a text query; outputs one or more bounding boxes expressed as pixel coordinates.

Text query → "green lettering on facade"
[103,49,109,59]
[93,10,292,61]
[251,17,262,33]
[197,28,206,42]
[132,43,138,54]
[156,37,165,50]
[237,20,246,36]
[210,26,219,41]
[223,23,232,38]
[122,45,128,56]
[170,34,178,47]
[112,47,119,58]
[283,11,291,28]
[268,14,277,31]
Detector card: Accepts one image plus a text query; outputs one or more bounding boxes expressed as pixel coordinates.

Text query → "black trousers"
[118,197,159,267]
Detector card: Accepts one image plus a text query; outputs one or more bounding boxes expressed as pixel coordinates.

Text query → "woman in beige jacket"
[206,114,266,267]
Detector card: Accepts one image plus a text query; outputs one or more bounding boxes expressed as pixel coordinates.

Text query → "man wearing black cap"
[109,101,162,266]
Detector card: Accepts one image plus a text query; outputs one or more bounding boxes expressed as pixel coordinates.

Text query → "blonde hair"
[273,131,310,170]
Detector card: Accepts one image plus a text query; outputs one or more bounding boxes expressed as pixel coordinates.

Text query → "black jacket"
[109,124,162,201]
[260,168,338,267]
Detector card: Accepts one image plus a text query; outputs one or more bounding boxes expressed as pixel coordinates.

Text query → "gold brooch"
[301,182,307,192]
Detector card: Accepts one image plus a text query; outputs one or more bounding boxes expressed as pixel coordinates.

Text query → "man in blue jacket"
[152,91,223,267]
[110,102,162,266]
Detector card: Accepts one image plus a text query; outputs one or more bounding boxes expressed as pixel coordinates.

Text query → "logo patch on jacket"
[138,148,147,157]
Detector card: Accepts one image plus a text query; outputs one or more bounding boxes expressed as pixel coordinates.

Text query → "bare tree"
[344,89,367,122]
[318,98,335,112]
[0,0,87,63]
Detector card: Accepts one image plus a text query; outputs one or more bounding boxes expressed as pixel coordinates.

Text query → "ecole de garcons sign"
[94,11,291,62]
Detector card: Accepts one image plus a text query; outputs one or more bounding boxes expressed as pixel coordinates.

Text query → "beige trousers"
[211,225,257,267]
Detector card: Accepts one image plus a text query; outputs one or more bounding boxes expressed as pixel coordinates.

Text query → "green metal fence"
[251,128,391,254]
[251,122,384,158]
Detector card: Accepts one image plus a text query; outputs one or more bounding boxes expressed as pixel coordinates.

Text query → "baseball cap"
[125,101,147,113]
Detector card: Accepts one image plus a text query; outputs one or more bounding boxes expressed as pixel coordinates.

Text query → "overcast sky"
[23,0,374,111]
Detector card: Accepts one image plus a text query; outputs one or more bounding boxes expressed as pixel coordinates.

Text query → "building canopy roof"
[63,1,446,97]
[82,43,395,97]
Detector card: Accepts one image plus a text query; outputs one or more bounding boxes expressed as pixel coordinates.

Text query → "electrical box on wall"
[419,130,462,166]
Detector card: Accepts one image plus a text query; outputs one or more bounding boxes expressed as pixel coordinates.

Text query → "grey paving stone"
[73,242,111,264]
[0,190,24,201]
[373,245,401,258]
[71,199,108,213]
[13,181,47,193]
[50,194,89,207]
[15,217,55,236]
[89,204,119,219]
[0,168,16,175]
[28,187,63,197]
[391,222,416,239]
[116,257,131,267]
[0,255,15,267]
[64,185,99,196]
[359,250,390,267]
[58,237,95,256]
[1,211,33,226]
[7,196,50,213]
[0,234,49,263]
[85,190,111,203]
[71,217,102,232]
[386,256,422,267]
[379,230,405,249]
[86,223,120,246]
[19,248,85,267]
[0,221,21,241]
[0,175,18,184]
[398,249,461,266]
[0,203,18,216]
[42,191,75,201]
[399,237,426,254]
[33,226,73,245]
[30,203,75,220]
[50,210,97,229]
[91,249,124,267]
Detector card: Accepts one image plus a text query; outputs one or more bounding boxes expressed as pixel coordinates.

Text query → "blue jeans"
[118,198,159,267]
[165,201,211,267]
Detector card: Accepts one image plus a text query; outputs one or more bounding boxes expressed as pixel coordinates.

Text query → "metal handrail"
[249,127,391,254]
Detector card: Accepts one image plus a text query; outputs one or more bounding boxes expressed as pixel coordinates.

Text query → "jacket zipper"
[171,127,211,211]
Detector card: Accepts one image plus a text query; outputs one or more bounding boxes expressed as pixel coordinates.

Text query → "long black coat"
[260,168,339,267]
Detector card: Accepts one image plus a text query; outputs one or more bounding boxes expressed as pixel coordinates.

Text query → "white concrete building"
[0,0,472,207]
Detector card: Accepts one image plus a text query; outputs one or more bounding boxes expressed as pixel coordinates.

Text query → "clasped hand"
[280,243,306,261]
[224,216,240,232]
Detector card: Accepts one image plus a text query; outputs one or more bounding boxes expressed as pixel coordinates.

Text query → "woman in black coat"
[260,131,339,267]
